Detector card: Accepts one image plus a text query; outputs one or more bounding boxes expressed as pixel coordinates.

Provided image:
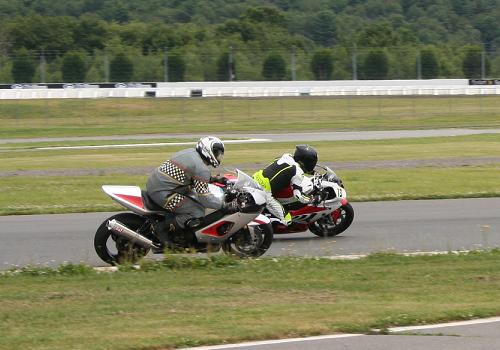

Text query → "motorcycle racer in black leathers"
[253,144,318,225]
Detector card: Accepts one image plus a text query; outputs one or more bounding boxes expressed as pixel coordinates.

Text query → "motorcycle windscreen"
[234,169,263,191]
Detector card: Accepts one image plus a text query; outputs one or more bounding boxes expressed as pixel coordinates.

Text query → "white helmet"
[196,136,225,167]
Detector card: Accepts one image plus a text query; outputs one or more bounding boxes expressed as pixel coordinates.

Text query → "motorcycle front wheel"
[94,213,151,265]
[221,223,273,258]
[309,203,354,237]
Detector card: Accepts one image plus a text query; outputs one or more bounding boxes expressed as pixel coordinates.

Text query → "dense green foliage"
[62,51,87,82]
[420,49,440,79]
[362,49,389,79]
[311,49,334,80]
[0,0,499,82]
[262,52,287,80]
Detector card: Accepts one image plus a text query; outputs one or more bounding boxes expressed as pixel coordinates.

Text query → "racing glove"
[312,194,323,205]
[210,175,228,185]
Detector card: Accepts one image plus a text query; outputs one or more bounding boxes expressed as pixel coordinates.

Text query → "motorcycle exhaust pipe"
[106,219,157,249]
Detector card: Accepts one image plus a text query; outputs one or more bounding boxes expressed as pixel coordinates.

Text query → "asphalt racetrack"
[1,197,499,269]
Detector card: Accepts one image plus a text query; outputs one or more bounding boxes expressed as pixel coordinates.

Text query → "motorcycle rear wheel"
[309,203,354,237]
[94,213,151,265]
[221,224,273,258]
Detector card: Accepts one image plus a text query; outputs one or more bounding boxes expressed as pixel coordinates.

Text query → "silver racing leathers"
[146,148,224,228]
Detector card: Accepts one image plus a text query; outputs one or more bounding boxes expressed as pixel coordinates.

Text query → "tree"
[62,51,87,82]
[240,6,287,27]
[309,10,337,46]
[167,54,186,82]
[357,22,399,47]
[6,15,76,55]
[419,49,439,79]
[262,53,286,80]
[310,49,333,80]
[462,47,489,79]
[11,49,35,83]
[362,49,389,79]
[99,0,130,23]
[110,53,133,81]
[74,15,108,53]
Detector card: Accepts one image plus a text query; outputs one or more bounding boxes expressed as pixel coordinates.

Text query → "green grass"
[1,96,499,138]
[1,252,500,350]
[1,165,499,215]
[1,135,499,215]
[1,134,499,171]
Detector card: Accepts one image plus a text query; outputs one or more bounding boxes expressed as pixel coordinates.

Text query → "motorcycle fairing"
[102,185,157,215]
[248,214,270,226]
[195,212,260,243]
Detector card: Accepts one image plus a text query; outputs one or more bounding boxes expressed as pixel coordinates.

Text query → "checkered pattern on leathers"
[193,179,210,194]
[158,160,186,183]
[164,193,186,211]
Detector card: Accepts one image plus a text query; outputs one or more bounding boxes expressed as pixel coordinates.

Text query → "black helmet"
[293,144,318,174]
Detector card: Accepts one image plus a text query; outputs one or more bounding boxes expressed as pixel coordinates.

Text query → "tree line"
[0,0,499,83]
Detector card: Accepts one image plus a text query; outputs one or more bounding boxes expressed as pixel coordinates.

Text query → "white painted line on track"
[183,317,500,350]
[182,334,364,350]
[389,316,500,332]
[35,138,271,150]
[328,249,478,260]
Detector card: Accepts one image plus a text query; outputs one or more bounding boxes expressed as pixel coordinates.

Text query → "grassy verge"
[1,135,499,215]
[1,252,500,350]
[1,134,499,171]
[2,165,499,215]
[1,96,499,138]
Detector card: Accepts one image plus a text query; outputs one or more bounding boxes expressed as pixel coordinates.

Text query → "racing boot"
[152,214,177,252]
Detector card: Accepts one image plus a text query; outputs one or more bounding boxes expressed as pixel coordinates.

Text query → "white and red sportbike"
[260,165,354,237]
[94,170,273,265]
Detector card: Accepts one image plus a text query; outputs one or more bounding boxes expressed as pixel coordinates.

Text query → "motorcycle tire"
[221,223,273,258]
[308,203,354,237]
[94,213,151,265]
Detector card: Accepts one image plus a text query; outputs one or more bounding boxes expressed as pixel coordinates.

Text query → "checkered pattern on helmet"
[165,193,185,211]
[196,136,224,167]
[159,161,186,183]
[193,179,209,194]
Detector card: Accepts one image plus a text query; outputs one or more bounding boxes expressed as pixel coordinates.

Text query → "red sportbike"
[227,165,354,237]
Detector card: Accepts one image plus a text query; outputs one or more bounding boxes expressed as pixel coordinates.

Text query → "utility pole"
[291,46,297,81]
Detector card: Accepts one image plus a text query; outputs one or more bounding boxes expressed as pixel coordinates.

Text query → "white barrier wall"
[1,79,500,99]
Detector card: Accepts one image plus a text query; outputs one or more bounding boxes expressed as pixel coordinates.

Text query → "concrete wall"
[1,79,500,99]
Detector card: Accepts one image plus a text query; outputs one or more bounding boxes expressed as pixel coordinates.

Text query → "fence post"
[416,51,422,79]
[104,52,110,82]
[164,47,169,82]
[352,44,358,80]
[228,46,234,82]
[481,50,486,79]
[39,49,46,83]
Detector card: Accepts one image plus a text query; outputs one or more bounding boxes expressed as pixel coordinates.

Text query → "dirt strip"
[2,157,499,177]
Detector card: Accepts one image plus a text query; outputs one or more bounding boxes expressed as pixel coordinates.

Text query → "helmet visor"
[212,144,224,165]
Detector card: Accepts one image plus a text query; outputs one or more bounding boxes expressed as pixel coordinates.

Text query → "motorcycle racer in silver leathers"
[146,136,234,230]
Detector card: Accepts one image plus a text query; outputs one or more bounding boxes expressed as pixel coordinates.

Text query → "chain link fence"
[1,46,500,84]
